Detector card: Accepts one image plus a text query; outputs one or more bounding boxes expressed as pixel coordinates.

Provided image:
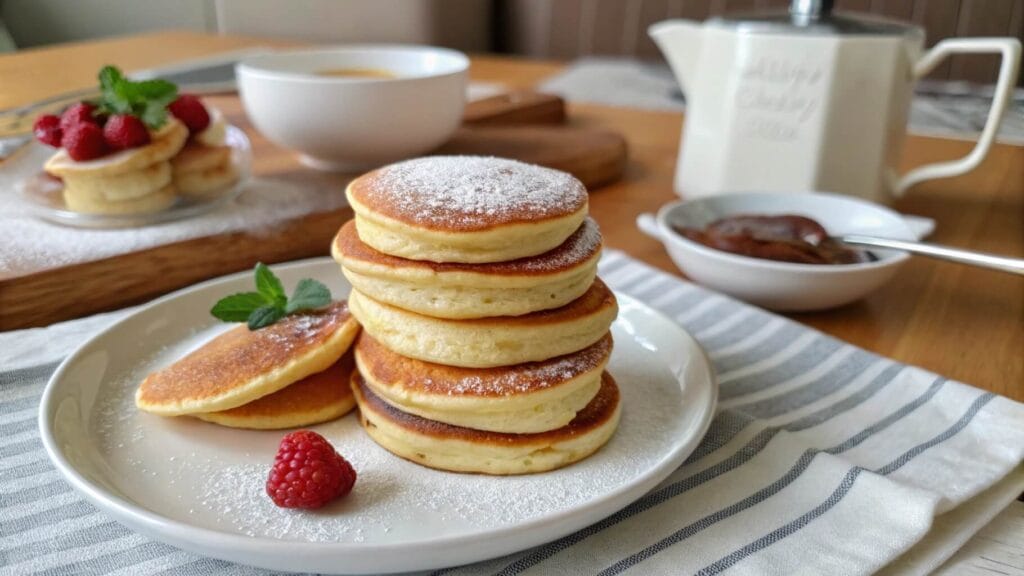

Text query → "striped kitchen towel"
[2,250,1023,575]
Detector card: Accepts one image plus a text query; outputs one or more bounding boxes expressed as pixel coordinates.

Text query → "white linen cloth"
[1,250,1022,575]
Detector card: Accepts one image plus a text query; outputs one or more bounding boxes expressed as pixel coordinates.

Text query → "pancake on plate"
[348,278,617,368]
[346,156,589,263]
[62,160,172,202]
[174,159,239,198]
[355,332,612,433]
[196,351,356,429]
[171,142,232,174]
[136,301,359,416]
[63,181,177,215]
[45,119,188,178]
[170,107,238,198]
[352,369,621,475]
[332,218,601,319]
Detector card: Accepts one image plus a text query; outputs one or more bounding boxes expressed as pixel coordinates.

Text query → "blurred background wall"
[1,0,1021,84]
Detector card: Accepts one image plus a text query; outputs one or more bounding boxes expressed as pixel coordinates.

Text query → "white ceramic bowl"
[637,192,917,311]
[237,45,468,171]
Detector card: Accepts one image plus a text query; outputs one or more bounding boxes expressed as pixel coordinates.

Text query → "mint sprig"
[94,66,178,129]
[211,263,333,330]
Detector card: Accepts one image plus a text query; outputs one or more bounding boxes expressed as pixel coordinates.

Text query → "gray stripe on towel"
[596,377,950,575]
[4,500,97,535]
[730,351,880,419]
[0,361,60,390]
[694,391,995,575]
[720,338,845,399]
[698,313,776,351]
[495,376,947,576]
[3,478,72,506]
[33,540,181,576]
[711,323,806,372]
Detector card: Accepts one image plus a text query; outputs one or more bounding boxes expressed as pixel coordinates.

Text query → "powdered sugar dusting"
[409,334,613,396]
[339,217,601,275]
[355,156,587,230]
[86,319,687,545]
[257,308,339,351]
[509,217,601,273]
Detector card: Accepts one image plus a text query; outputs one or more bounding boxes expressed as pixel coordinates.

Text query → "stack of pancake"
[44,118,189,214]
[333,156,621,475]
[171,108,240,198]
[44,108,239,215]
[136,302,362,429]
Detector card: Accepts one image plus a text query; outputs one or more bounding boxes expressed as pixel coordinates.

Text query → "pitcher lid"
[709,0,923,38]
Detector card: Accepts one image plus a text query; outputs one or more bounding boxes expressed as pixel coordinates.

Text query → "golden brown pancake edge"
[352,370,621,446]
[355,331,612,398]
[332,218,602,278]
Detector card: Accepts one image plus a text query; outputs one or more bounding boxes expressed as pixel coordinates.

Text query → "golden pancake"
[171,143,232,175]
[196,352,356,429]
[45,119,189,178]
[356,332,611,433]
[62,160,171,201]
[348,278,617,368]
[353,370,621,475]
[136,302,360,416]
[174,160,239,197]
[346,156,589,263]
[62,181,177,215]
[333,218,601,318]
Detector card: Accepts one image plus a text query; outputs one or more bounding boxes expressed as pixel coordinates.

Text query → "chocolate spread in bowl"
[672,215,870,265]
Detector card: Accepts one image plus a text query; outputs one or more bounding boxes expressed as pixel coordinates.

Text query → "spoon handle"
[838,234,1024,276]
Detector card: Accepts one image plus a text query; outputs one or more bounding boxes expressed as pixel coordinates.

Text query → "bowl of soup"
[237,46,469,171]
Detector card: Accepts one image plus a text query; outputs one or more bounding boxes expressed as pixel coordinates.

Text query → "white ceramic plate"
[39,258,717,575]
[19,125,252,229]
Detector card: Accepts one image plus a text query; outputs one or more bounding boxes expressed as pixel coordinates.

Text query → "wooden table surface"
[1,31,1021,402]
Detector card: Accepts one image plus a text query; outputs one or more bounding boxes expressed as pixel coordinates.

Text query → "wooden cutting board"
[0,92,627,330]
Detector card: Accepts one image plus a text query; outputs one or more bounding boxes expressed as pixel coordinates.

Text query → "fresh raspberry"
[33,115,63,147]
[61,122,109,161]
[266,430,356,509]
[60,102,101,132]
[168,94,210,135]
[103,114,151,150]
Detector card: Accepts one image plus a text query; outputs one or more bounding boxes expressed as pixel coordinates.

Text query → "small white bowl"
[237,45,468,171]
[637,192,917,311]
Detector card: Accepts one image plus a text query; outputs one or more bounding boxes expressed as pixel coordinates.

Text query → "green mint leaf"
[94,65,179,129]
[111,77,137,106]
[210,292,269,322]
[134,79,177,103]
[210,263,332,330]
[254,263,287,308]
[98,66,123,93]
[285,279,332,314]
[101,79,133,115]
[247,306,285,330]
[140,100,168,129]
[97,97,131,115]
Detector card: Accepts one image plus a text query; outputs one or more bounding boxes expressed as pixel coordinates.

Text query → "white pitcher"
[650,0,1021,203]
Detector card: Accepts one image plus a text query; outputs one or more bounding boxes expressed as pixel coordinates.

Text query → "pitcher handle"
[896,37,1021,196]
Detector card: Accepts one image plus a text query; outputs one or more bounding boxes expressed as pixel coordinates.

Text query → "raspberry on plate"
[266,430,357,509]
[33,115,63,147]
[61,122,109,161]
[60,102,101,132]
[103,114,151,150]
[168,94,210,135]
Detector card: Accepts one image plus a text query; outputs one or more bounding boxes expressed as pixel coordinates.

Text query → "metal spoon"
[836,234,1024,276]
